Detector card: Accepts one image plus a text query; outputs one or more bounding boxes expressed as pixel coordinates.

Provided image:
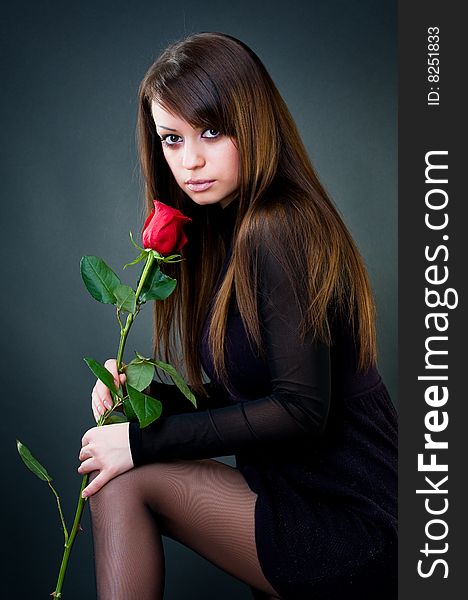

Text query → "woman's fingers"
[78,440,99,473]
[78,424,133,497]
[81,471,111,497]
[79,442,94,461]
[104,358,126,391]
[104,358,118,373]
[96,377,115,408]
[90,358,127,418]
[92,387,110,418]
[77,457,98,474]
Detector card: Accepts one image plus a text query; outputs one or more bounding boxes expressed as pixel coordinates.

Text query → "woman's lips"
[186,180,215,192]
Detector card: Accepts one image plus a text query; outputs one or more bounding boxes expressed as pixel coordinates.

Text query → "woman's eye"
[202,129,220,139]
[160,134,181,146]
[159,129,220,148]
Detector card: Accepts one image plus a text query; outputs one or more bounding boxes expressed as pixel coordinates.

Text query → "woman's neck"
[220,195,237,210]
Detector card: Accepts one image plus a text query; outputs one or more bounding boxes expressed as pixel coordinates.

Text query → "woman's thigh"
[133,458,280,598]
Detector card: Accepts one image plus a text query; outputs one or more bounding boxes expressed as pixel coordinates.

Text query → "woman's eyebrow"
[156,124,178,131]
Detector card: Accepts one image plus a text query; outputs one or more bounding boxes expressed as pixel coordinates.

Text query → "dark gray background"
[0,1,396,597]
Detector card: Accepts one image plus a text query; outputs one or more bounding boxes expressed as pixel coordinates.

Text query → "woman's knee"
[88,468,139,514]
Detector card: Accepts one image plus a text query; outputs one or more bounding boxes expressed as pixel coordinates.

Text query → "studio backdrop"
[0,1,396,598]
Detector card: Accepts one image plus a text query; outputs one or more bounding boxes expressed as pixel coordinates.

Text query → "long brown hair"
[137,32,377,396]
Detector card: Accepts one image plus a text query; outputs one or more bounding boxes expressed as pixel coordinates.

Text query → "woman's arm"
[91,360,231,422]
[148,380,232,417]
[79,246,331,496]
[129,244,331,466]
[80,379,235,497]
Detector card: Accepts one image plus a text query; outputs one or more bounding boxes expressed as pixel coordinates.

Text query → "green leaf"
[162,255,184,264]
[123,250,147,270]
[16,440,52,482]
[129,230,144,252]
[152,360,197,408]
[126,384,162,428]
[162,253,182,261]
[149,249,163,260]
[126,361,154,392]
[113,284,137,314]
[80,256,121,304]
[140,265,177,303]
[105,412,129,424]
[123,398,137,422]
[83,357,122,398]
[131,352,196,409]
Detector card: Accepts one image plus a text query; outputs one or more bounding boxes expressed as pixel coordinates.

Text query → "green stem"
[116,313,133,373]
[116,307,124,332]
[52,252,157,597]
[116,252,155,372]
[52,474,89,598]
[48,481,69,544]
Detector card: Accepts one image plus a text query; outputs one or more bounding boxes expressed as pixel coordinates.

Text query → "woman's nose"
[181,141,205,170]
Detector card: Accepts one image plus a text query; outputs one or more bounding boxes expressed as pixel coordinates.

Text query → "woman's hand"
[78,422,134,497]
[91,358,126,422]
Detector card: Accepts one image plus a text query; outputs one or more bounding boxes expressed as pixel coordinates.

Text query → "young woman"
[78,32,398,600]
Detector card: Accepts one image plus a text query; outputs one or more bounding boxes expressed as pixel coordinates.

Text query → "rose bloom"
[142,200,192,254]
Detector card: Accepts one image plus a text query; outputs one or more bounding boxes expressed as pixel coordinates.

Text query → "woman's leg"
[88,459,281,600]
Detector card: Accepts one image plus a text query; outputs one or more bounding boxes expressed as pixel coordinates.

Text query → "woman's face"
[151,101,240,209]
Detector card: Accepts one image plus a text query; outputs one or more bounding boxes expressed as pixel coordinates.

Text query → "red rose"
[142,200,192,254]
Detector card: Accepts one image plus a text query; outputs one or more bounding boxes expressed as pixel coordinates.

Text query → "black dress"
[129,199,398,600]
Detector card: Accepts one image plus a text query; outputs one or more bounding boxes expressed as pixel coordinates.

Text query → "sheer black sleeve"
[129,247,331,467]
[147,380,232,418]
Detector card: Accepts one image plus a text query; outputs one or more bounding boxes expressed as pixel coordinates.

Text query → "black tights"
[88,459,281,599]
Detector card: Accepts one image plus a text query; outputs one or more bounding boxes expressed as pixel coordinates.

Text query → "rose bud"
[142,200,192,255]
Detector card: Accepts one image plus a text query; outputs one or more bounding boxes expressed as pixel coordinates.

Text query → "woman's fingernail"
[82,491,87,498]
[104,401,112,410]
